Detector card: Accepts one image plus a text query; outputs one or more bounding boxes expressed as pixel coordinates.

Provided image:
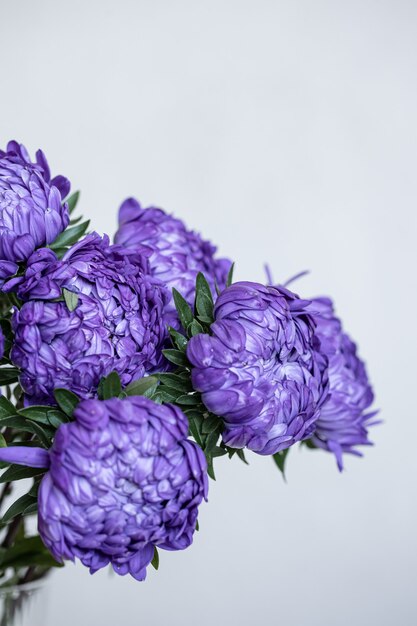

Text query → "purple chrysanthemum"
[0,396,208,581]
[187,281,328,455]
[309,297,378,470]
[0,141,70,279]
[9,234,169,404]
[114,198,232,327]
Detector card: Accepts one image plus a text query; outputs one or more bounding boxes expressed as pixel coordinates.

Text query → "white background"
[1,1,416,624]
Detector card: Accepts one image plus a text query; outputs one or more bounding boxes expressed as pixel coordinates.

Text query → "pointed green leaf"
[206,458,216,481]
[226,262,235,287]
[54,388,80,417]
[69,214,83,225]
[50,219,90,249]
[0,465,46,484]
[176,394,201,406]
[212,446,228,458]
[236,449,249,465]
[151,547,159,570]
[273,448,290,479]
[162,349,189,368]
[124,376,158,398]
[0,396,17,419]
[204,430,220,456]
[157,374,191,393]
[19,406,68,427]
[201,415,222,435]
[0,368,19,385]
[66,190,80,215]
[167,327,188,352]
[29,422,52,448]
[22,502,38,516]
[98,371,122,400]
[172,289,194,331]
[188,319,204,336]
[1,494,37,525]
[195,273,214,322]
[63,288,79,312]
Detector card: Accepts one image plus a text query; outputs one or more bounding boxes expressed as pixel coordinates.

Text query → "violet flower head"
[187,281,328,455]
[10,234,169,404]
[0,397,208,581]
[309,297,378,470]
[114,198,232,327]
[0,141,70,279]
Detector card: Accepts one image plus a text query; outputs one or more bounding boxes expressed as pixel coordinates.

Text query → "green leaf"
[0,535,62,569]
[29,422,52,448]
[0,434,6,448]
[236,449,249,465]
[167,327,188,352]
[0,396,17,420]
[206,458,216,481]
[52,247,70,260]
[176,394,201,406]
[19,406,68,428]
[46,411,70,429]
[212,446,228,458]
[151,547,159,571]
[152,389,179,404]
[63,288,79,312]
[0,415,37,432]
[124,376,158,398]
[50,219,90,249]
[162,349,189,368]
[172,289,194,331]
[204,430,220,456]
[157,374,191,393]
[0,368,19,385]
[22,502,38,516]
[1,494,37,525]
[195,273,214,322]
[54,388,80,417]
[188,418,203,447]
[188,319,204,336]
[201,414,222,435]
[302,438,317,450]
[98,371,122,400]
[226,262,235,287]
[273,448,290,479]
[69,214,83,225]
[0,465,45,484]
[66,190,80,214]
[19,406,51,425]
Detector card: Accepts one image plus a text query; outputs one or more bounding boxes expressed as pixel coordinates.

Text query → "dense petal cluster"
[187,281,328,455]
[10,234,169,404]
[114,198,231,326]
[0,141,70,278]
[309,297,378,470]
[25,397,207,580]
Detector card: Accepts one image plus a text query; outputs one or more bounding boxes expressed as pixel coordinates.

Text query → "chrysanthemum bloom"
[0,396,208,581]
[114,198,231,326]
[187,282,328,455]
[308,297,378,470]
[0,140,70,279]
[10,234,169,404]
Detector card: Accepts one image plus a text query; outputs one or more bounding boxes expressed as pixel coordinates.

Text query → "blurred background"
[0,1,416,624]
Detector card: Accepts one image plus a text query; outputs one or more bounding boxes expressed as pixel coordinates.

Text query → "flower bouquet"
[0,140,378,602]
